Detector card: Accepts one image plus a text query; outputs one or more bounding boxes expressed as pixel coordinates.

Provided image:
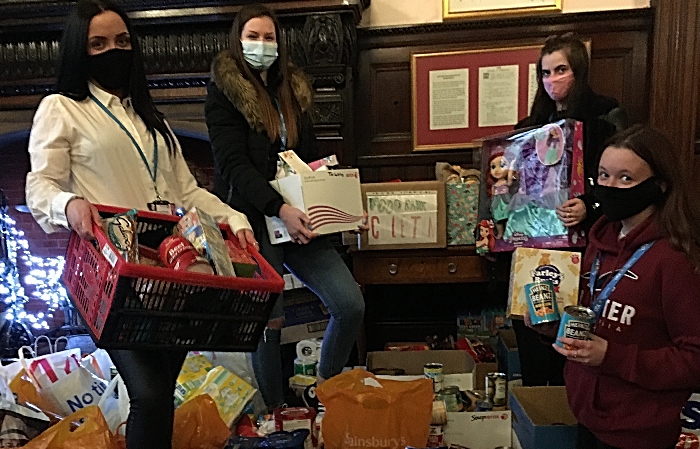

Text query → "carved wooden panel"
[354,9,653,183]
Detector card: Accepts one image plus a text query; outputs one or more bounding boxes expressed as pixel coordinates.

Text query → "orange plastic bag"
[315,368,433,449]
[172,394,231,449]
[9,372,60,419]
[22,405,117,449]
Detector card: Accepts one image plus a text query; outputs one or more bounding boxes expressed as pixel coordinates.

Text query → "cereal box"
[185,366,256,427]
[174,354,214,406]
[178,207,236,276]
[507,247,581,319]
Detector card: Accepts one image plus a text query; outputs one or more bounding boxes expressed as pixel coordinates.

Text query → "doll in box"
[486,151,513,238]
[502,122,571,240]
[476,219,496,254]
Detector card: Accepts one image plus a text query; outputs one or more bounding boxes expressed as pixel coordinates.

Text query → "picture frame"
[443,0,562,20]
[411,45,542,152]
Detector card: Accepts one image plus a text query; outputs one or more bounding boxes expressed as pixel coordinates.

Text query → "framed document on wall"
[443,0,562,20]
[411,45,542,152]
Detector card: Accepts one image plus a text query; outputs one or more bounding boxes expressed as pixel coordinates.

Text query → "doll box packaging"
[477,119,585,253]
[507,247,581,319]
[266,168,364,245]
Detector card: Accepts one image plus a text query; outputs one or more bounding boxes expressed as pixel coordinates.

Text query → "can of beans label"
[525,280,560,324]
[424,363,444,393]
[486,372,507,407]
[294,357,316,376]
[556,305,596,349]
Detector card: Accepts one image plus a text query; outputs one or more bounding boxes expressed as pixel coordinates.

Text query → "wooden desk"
[352,246,489,286]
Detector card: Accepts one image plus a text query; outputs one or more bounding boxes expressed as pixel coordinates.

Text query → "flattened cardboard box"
[360,181,446,250]
[507,247,581,319]
[266,168,363,244]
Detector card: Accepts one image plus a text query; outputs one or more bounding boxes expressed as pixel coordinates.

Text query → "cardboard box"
[360,181,446,250]
[498,329,521,381]
[444,410,512,449]
[508,247,581,319]
[280,290,329,344]
[266,168,363,244]
[509,386,577,449]
[366,349,496,391]
[178,207,235,276]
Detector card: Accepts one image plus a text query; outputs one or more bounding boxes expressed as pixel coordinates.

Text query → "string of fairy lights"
[0,204,67,331]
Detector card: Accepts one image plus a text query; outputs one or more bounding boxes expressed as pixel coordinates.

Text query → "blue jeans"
[251,232,365,408]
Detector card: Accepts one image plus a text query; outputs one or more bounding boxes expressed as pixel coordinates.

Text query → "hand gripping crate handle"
[92,205,284,293]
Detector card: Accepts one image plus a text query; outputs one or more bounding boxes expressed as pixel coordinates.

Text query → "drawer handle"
[388,263,398,275]
[447,263,457,274]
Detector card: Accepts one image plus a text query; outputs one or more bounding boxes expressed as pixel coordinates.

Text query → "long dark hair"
[227,4,301,148]
[603,125,700,270]
[57,0,176,154]
[528,33,592,123]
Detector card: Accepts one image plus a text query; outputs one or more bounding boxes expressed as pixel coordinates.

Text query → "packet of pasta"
[102,209,139,263]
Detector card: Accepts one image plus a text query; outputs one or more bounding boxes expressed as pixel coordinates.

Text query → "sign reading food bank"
[360,181,446,250]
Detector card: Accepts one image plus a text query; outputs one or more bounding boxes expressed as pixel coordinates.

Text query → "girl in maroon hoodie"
[547,125,700,448]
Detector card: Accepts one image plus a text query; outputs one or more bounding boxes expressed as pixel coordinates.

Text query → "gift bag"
[315,368,433,449]
[436,163,481,246]
[172,394,231,449]
[23,405,117,449]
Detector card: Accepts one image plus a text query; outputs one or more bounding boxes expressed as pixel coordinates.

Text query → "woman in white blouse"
[25,1,256,448]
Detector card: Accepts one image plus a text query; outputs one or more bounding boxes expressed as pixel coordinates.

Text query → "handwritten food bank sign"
[361,181,446,250]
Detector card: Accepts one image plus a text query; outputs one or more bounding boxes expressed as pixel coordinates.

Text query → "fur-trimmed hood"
[211,50,313,133]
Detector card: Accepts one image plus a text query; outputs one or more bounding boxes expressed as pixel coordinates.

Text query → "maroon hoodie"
[565,215,700,449]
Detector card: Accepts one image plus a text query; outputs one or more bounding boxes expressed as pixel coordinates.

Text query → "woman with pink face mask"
[510,34,627,388]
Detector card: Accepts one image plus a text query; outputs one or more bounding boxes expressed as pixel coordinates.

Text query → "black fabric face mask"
[88,48,133,91]
[594,177,665,222]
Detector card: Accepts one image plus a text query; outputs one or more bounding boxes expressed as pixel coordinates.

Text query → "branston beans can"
[556,305,596,349]
[424,363,444,393]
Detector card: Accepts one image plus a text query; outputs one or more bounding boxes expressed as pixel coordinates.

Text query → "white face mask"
[241,40,278,71]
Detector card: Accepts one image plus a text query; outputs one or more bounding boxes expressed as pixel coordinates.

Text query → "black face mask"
[88,48,133,91]
[594,177,665,222]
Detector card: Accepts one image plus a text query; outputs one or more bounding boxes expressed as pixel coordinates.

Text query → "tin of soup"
[486,372,507,407]
[556,305,596,349]
[525,280,560,324]
[424,363,444,393]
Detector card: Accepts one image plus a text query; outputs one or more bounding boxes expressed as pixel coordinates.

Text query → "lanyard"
[89,94,161,199]
[589,241,655,321]
[274,98,288,151]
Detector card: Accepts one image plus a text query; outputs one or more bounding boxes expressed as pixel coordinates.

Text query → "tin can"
[474,396,493,411]
[437,386,462,412]
[293,357,316,376]
[424,363,444,393]
[426,425,444,448]
[525,280,560,324]
[159,235,215,274]
[556,305,596,349]
[486,372,507,407]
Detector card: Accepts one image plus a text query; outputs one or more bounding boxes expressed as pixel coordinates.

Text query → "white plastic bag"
[38,364,108,416]
[18,336,81,390]
[81,349,113,381]
[98,374,130,434]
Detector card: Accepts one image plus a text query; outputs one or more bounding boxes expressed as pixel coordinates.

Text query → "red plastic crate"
[61,205,284,351]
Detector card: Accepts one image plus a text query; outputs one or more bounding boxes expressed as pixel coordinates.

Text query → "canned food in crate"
[556,305,596,349]
[486,372,507,407]
[159,235,214,274]
[424,363,444,393]
[294,357,316,376]
[525,280,559,324]
[437,386,462,412]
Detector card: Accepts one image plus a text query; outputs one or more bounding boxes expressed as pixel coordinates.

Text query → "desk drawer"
[354,255,487,284]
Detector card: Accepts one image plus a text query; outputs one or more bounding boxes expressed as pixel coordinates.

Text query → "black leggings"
[108,349,188,449]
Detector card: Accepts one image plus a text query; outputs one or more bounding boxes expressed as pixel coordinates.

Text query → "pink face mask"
[543,72,574,102]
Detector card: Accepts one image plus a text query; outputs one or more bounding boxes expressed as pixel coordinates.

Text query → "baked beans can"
[486,372,507,407]
[294,357,316,376]
[525,280,560,324]
[426,425,444,448]
[556,305,596,349]
[424,363,444,393]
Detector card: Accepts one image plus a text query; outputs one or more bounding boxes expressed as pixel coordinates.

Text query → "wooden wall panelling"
[355,9,653,183]
[648,0,700,166]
